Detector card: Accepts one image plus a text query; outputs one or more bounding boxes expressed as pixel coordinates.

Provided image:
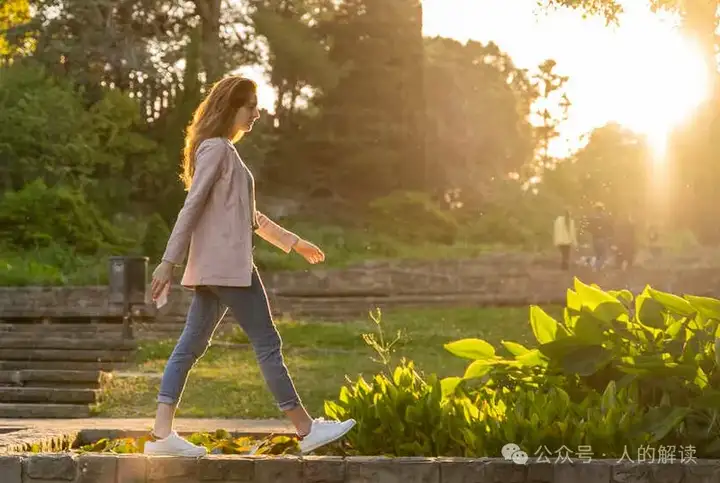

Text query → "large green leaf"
[463,360,495,380]
[601,380,616,413]
[530,306,566,344]
[642,406,691,442]
[566,289,582,312]
[686,295,720,322]
[635,291,666,329]
[648,287,695,317]
[617,359,697,379]
[609,289,634,304]
[538,336,596,360]
[573,311,607,344]
[440,377,462,397]
[574,278,628,322]
[560,344,612,376]
[444,338,496,360]
[502,341,530,357]
[515,349,548,367]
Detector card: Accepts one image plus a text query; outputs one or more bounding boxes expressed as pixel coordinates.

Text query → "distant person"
[614,215,636,270]
[553,209,578,270]
[144,76,355,457]
[587,203,612,270]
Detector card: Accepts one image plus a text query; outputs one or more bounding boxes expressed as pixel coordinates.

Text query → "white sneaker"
[299,418,356,454]
[143,431,208,457]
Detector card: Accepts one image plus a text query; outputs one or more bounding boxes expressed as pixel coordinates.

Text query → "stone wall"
[0,453,718,483]
[3,258,720,320]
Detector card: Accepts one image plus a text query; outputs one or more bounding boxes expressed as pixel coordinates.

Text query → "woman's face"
[232,93,260,136]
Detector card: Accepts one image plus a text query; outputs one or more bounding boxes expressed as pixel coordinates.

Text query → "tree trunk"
[196,0,222,84]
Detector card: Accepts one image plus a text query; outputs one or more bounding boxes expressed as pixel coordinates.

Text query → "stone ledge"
[0,454,718,482]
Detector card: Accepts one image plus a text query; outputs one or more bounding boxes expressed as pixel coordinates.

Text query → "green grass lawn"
[94,306,546,419]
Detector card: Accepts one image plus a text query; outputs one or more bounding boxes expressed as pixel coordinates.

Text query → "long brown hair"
[181,76,257,190]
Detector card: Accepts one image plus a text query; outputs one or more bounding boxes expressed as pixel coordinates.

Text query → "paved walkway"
[0,418,294,434]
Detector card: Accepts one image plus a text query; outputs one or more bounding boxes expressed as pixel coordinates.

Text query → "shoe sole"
[300,421,356,454]
[144,448,207,457]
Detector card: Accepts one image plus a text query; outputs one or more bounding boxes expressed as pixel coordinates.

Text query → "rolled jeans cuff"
[278,397,301,411]
[157,395,177,406]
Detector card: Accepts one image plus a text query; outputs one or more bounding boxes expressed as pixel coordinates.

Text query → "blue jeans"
[157,268,301,411]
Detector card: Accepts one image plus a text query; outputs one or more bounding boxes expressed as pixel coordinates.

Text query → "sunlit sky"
[240,0,710,157]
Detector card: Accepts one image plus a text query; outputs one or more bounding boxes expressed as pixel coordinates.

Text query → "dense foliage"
[324,281,720,458]
[74,430,303,456]
[1,0,717,285]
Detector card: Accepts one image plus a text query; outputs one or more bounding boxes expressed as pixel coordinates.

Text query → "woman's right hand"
[151,261,174,301]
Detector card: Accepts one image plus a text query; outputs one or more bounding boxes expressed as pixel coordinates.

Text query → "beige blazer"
[162,137,299,287]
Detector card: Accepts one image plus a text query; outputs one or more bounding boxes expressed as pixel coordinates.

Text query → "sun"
[583,19,710,158]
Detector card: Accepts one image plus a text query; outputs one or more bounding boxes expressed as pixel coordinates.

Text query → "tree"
[251,0,339,127]
[423,37,535,206]
[530,59,571,171]
[0,0,31,61]
[543,123,651,218]
[298,0,427,199]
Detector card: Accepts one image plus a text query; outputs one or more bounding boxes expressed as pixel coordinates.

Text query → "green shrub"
[0,245,108,286]
[142,213,171,260]
[368,191,459,245]
[0,179,131,254]
[325,279,720,458]
[0,62,97,190]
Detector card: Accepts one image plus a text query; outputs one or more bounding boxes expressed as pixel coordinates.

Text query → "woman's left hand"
[293,239,325,264]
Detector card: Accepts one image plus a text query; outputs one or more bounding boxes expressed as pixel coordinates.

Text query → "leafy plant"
[324,279,720,458]
[76,430,301,455]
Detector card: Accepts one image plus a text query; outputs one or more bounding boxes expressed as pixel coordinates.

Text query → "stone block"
[147,456,199,482]
[24,454,77,481]
[253,455,302,482]
[346,457,439,483]
[76,454,117,483]
[483,459,526,483]
[0,455,22,483]
[303,456,345,483]
[116,454,148,483]
[683,460,720,483]
[526,461,555,483]
[648,463,684,483]
[197,456,254,481]
[555,461,612,483]
[438,457,489,483]
[611,461,652,482]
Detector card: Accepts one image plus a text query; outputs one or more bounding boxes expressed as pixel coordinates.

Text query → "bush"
[368,191,459,245]
[142,213,171,260]
[0,180,132,254]
[325,279,720,458]
[0,245,108,286]
[0,62,97,190]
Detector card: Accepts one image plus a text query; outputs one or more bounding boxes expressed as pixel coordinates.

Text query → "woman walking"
[144,76,355,457]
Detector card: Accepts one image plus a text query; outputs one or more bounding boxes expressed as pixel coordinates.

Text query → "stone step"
[0,349,131,362]
[0,403,91,418]
[0,370,107,388]
[0,387,99,404]
[0,337,135,351]
[0,361,129,372]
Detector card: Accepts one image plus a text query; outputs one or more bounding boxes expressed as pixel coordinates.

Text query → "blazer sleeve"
[254,211,300,253]
[162,140,226,265]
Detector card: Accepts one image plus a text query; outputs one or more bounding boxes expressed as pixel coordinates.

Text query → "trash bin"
[108,256,149,306]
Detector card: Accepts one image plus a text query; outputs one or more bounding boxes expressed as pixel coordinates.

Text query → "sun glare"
[602,31,709,158]
[422,0,711,161]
